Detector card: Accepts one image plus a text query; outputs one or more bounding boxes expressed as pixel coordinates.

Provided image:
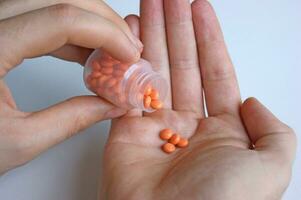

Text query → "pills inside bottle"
[84,49,168,112]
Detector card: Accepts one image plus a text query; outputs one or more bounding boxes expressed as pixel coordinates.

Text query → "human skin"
[101,0,297,199]
[0,0,142,175]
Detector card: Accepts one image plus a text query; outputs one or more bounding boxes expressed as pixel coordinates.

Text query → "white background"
[0,0,300,199]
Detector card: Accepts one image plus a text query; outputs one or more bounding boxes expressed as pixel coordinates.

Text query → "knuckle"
[170,57,199,70]
[203,63,236,82]
[63,97,89,134]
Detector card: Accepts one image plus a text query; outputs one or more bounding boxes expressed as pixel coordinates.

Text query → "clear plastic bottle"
[84,49,168,112]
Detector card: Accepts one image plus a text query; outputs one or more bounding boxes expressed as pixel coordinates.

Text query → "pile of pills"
[85,54,128,103]
[159,128,189,154]
[143,86,163,110]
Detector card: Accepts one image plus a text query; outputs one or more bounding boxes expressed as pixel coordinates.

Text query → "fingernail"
[104,107,127,119]
[129,34,144,52]
[134,38,144,52]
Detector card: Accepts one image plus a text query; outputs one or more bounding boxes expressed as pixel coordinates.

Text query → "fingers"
[241,98,297,164]
[25,96,126,153]
[0,4,141,78]
[0,0,139,46]
[140,0,172,109]
[124,14,143,117]
[0,0,143,66]
[164,0,204,115]
[125,15,140,38]
[50,45,93,65]
[192,0,241,117]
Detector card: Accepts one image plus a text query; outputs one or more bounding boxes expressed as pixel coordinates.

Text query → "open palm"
[101,1,296,199]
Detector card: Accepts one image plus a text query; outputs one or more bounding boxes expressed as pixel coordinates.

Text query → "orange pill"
[119,63,129,71]
[101,61,112,69]
[100,58,113,68]
[86,75,93,84]
[144,86,152,96]
[104,54,119,65]
[116,77,123,84]
[162,143,176,154]
[177,138,189,148]
[150,100,163,110]
[144,96,152,108]
[97,75,109,87]
[90,78,98,88]
[102,52,113,60]
[159,129,173,140]
[106,78,117,88]
[91,71,102,78]
[101,67,114,75]
[150,89,159,100]
[169,134,181,145]
[113,69,125,77]
[91,61,101,71]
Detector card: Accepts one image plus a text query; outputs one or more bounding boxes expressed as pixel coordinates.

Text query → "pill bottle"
[84,49,168,112]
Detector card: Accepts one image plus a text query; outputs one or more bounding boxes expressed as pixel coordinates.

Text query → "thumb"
[241,97,296,164]
[24,96,126,152]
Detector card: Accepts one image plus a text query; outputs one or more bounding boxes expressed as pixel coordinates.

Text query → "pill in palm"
[158,129,189,153]
[169,134,181,145]
[162,143,176,154]
[159,129,173,140]
[177,138,189,148]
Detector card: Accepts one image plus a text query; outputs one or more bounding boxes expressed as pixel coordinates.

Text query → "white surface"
[0,0,300,199]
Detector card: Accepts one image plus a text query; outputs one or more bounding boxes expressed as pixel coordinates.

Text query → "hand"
[0,0,143,175]
[101,0,297,199]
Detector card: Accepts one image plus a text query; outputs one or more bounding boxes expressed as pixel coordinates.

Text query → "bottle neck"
[124,60,157,111]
